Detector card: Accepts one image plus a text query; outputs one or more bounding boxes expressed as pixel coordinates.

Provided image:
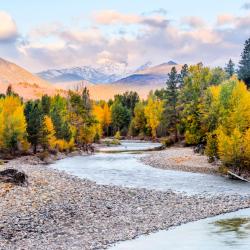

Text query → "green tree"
[111,101,131,133]
[50,95,72,142]
[24,100,43,153]
[210,67,227,85]
[179,64,189,88]
[41,95,51,115]
[225,59,235,78]
[114,91,139,115]
[179,63,212,145]
[129,102,147,136]
[165,66,179,141]
[238,38,250,88]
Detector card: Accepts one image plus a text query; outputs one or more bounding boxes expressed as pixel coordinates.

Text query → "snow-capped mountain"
[37,60,179,85]
[135,61,153,72]
[37,66,113,84]
[97,61,129,76]
[37,61,132,84]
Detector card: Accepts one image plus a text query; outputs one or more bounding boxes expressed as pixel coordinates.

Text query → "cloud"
[242,2,250,9]
[217,14,235,26]
[181,16,206,28]
[93,10,169,28]
[2,9,250,72]
[0,11,18,42]
[142,8,167,16]
[93,10,141,25]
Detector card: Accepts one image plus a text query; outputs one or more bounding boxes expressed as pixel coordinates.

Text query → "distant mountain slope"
[0,57,66,100]
[136,61,181,75]
[37,62,130,84]
[113,61,182,86]
[114,74,167,86]
[0,57,50,87]
[38,60,181,87]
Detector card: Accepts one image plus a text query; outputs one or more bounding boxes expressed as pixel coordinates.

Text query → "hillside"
[0,58,50,87]
[0,57,64,100]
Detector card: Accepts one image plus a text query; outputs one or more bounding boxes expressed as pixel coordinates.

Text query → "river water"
[51,140,250,249]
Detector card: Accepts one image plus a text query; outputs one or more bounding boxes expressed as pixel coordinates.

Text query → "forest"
[0,38,250,174]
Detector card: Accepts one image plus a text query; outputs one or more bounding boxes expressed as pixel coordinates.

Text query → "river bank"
[1,154,250,250]
[141,146,219,175]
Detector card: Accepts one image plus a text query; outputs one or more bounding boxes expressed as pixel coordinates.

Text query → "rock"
[0,168,28,185]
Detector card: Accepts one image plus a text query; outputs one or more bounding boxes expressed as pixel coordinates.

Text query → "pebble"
[0,154,249,250]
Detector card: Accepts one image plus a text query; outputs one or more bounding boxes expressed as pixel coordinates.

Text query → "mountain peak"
[167,60,177,65]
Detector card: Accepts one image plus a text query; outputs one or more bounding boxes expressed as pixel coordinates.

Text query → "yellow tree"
[206,78,250,170]
[144,94,164,138]
[41,115,57,150]
[0,96,28,154]
[93,102,111,136]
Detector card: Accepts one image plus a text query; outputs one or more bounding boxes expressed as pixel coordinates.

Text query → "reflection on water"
[111,209,250,250]
[211,217,250,246]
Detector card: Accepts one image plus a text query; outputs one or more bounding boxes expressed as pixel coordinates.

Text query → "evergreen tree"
[111,101,131,133]
[41,95,51,115]
[82,87,91,114]
[179,64,189,88]
[6,85,19,97]
[225,59,235,78]
[165,67,179,141]
[238,38,250,88]
[114,91,139,115]
[24,101,43,153]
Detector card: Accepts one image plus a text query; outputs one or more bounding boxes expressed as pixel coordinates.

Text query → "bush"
[205,132,218,162]
[114,131,121,140]
[160,137,175,147]
[37,151,50,161]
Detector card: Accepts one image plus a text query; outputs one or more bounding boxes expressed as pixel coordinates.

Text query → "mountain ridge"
[37,60,179,85]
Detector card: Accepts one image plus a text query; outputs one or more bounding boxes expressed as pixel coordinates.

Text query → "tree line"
[0,38,250,173]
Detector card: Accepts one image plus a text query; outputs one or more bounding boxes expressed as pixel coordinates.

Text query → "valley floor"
[0,153,250,249]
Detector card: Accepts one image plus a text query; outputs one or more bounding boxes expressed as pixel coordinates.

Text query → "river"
[51,140,250,249]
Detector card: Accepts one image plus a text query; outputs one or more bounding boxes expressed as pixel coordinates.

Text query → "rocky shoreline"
[141,146,219,174]
[1,154,250,249]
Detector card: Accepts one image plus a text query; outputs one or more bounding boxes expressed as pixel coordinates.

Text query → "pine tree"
[238,38,250,88]
[24,101,43,153]
[165,67,179,141]
[111,101,131,133]
[41,95,51,115]
[179,64,189,88]
[225,59,235,78]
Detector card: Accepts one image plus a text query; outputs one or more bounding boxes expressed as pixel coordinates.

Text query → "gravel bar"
[141,147,219,174]
[1,156,250,250]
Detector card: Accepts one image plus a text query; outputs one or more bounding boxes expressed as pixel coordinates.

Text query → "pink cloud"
[181,16,206,28]
[0,11,18,41]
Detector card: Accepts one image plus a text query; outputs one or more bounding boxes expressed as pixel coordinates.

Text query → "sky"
[0,0,250,72]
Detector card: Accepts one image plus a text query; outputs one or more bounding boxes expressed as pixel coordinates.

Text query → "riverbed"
[51,140,250,249]
[1,140,250,249]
